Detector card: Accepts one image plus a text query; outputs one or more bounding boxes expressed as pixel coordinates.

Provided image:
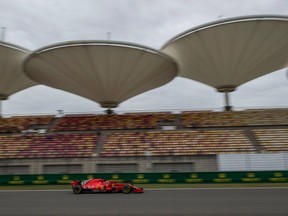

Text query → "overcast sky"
[0,0,287,116]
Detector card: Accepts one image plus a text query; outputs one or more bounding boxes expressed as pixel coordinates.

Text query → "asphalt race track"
[1,188,288,216]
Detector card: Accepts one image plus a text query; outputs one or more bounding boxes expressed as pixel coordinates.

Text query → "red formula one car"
[70,178,144,194]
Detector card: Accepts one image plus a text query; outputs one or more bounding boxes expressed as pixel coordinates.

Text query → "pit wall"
[0,171,288,185]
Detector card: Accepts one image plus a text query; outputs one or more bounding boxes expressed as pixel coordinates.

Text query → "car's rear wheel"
[73,185,82,194]
[122,184,131,194]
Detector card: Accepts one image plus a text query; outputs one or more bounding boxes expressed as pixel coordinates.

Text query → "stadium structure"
[0,15,288,175]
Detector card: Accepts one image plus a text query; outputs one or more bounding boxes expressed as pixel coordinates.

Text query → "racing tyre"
[122,184,132,194]
[73,185,82,194]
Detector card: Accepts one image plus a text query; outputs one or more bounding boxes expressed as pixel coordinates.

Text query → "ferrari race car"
[70,178,144,194]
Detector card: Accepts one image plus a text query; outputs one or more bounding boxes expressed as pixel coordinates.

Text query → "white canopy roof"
[162,15,288,92]
[23,41,178,108]
[0,42,36,100]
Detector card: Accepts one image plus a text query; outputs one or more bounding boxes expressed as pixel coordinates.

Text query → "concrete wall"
[0,155,217,174]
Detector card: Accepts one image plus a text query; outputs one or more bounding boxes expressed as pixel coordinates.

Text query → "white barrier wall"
[218,153,288,171]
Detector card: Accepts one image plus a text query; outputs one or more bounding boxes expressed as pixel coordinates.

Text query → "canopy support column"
[0,100,2,117]
[224,92,232,111]
[216,85,236,112]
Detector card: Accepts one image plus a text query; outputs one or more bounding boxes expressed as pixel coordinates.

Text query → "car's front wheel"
[122,184,131,194]
[73,185,82,194]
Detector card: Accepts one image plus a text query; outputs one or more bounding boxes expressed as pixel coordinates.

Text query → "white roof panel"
[162,15,288,92]
[0,42,36,100]
[24,41,178,108]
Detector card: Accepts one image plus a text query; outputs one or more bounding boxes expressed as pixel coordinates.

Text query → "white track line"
[145,187,288,190]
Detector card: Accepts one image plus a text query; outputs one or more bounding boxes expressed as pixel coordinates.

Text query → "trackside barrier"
[0,171,288,185]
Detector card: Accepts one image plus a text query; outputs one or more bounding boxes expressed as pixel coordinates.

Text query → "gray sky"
[1,0,287,115]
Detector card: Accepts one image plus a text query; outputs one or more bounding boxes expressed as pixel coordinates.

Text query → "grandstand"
[0,108,287,174]
[0,15,288,175]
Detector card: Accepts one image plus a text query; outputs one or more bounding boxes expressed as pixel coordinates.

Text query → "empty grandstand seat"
[252,128,288,152]
[52,113,175,131]
[0,133,98,159]
[101,130,256,157]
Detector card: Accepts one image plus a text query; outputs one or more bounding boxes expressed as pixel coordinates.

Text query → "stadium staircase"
[244,129,263,152]
[46,117,62,133]
[93,131,107,155]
